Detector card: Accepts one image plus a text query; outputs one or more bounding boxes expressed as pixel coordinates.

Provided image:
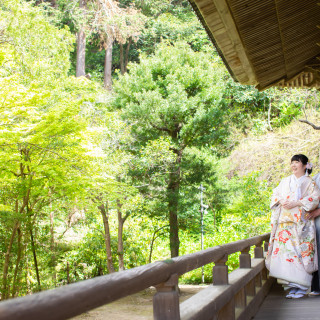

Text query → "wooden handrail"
[0,233,271,320]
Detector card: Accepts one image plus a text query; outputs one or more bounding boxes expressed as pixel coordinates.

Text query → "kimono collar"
[290,175,309,201]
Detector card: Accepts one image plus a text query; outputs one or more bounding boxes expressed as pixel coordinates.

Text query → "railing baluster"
[218,298,235,320]
[213,255,235,320]
[235,287,246,310]
[153,274,180,320]
[246,278,256,297]
[255,273,262,288]
[240,247,251,268]
[264,241,269,253]
[262,241,269,281]
[254,242,264,258]
[254,241,264,293]
[213,254,228,285]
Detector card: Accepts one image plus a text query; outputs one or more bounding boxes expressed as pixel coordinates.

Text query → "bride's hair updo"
[291,154,312,175]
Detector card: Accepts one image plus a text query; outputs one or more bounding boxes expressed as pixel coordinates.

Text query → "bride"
[266,154,320,298]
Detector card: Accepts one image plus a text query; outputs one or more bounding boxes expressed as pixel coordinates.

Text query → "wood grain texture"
[254,282,320,320]
[189,0,320,89]
[180,258,272,320]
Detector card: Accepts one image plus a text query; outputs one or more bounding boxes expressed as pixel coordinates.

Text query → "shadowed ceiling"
[188,0,320,90]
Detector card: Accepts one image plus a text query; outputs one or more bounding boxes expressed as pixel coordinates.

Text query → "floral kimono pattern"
[265,175,320,287]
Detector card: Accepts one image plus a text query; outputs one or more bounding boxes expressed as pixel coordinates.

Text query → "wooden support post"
[255,273,262,288]
[264,241,269,252]
[261,267,268,281]
[218,298,235,320]
[235,287,246,309]
[153,274,180,320]
[245,279,256,297]
[254,242,263,259]
[213,254,228,285]
[240,247,251,268]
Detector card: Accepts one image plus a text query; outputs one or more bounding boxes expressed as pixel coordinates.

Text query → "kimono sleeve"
[270,180,283,209]
[300,181,320,212]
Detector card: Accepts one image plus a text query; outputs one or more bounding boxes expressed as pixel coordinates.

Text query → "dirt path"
[72,284,208,320]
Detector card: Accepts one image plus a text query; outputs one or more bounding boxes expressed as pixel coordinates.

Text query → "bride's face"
[291,160,306,176]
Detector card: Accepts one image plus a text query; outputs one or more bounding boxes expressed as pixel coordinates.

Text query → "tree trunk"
[2,221,19,299]
[3,150,32,298]
[76,29,86,77]
[149,226,169,263]
[50,210,56,285]
[97,201,115,273]
[267,101,273,131]
[66,262,70,284]
[167,151,182,258]
[26,255,31,295]
[76,0,86,77]
[124,37,132,74]
[11,227,23,298]
[50,0,58,8]
[104,38,113,90]
[30,228,41,292]
[120,43,125,75]
[117,199,125,271]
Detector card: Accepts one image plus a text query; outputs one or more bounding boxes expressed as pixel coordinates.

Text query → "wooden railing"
[0,233,273,320]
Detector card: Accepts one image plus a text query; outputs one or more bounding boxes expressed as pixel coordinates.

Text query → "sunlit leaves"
[114,41,228,150]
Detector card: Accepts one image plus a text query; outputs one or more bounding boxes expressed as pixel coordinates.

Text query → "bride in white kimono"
[266,154,320,299]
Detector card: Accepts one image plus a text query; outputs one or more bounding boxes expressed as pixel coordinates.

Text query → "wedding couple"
[266,154,320,299]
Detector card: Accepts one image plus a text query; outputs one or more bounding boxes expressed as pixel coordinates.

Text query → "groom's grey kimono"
[312,173,320,291]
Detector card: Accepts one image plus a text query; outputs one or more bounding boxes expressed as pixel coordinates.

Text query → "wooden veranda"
[0,232,315,320]
[1,233,320,319]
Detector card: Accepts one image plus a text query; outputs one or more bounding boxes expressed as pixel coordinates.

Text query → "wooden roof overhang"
[188,0,320,90]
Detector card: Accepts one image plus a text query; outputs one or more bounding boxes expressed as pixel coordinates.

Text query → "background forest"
[1,0,320,299]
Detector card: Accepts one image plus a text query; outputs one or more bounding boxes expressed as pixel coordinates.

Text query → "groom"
[306,173,320,295]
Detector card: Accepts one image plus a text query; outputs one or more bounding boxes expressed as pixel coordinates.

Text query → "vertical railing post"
[236,247,251,313]
[264,241,269,254]
[254,242,263,259]
[213,255,235,320]
[262,241,270,280]
[235,288,246,313]
[240,247,251,268]
[213,254,228,285]
[153,274,180,320]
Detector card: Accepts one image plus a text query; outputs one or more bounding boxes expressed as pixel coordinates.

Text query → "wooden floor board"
[253,282,320,320]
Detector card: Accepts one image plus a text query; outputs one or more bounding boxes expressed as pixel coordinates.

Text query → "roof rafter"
[189,0,320,90]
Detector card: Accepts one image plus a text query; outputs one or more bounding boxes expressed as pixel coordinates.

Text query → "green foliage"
[2,0,317,297]
[0,0,106,298]
[224,81,310,137]
[272,101,302,127]
[139,12,213,55]
[0,0,73,82]
[112,41,233,257]
[113,42,229,150]
[222,172,272,237]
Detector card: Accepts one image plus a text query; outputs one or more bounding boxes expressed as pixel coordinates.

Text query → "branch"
[169,143,186,155]
[123,211,130,223]
[298,119,320,130]
[149,121,171,134]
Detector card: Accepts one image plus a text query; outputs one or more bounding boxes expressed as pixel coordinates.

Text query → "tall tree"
[113,42,229,257]
[76,0,87,77]
[91,0,145,89]
[0,0,100,298]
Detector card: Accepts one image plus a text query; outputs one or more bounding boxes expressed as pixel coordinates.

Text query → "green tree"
[0,0,100,298]
[113,42,230,257]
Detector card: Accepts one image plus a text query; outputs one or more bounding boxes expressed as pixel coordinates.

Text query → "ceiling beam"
[211,0,257,85]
